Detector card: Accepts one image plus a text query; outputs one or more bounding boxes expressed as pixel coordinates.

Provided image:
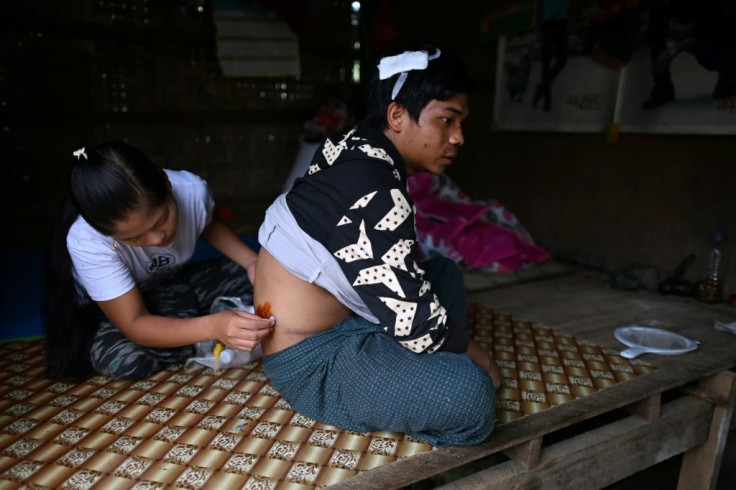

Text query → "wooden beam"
[438,396,712,489]
[678,371,736,490]
[677,383,730,406]
[502,437,542,469]
[624,393,661,422]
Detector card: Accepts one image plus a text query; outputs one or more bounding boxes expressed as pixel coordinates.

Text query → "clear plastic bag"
[184,296,264,371]
[714,320,736,336]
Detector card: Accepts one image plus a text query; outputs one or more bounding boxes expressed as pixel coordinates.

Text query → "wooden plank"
[677,384,730,406]
[438,396,713,489]
[678,371,736,490]
[502,436,542,469]
[624,394,661,422]
[468,273,736,345]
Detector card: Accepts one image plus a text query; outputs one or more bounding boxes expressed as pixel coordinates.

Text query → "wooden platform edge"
[437,395,713,489]
[678,371,736,490]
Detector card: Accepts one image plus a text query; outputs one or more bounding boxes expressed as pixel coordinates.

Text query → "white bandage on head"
[377,49,442,100]
[73,147,88,160]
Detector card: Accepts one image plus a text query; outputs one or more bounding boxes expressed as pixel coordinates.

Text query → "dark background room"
[1,1,736,488]
[1,0,735,331]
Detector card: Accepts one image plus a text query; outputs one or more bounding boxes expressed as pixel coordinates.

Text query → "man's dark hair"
[365,41,474,130]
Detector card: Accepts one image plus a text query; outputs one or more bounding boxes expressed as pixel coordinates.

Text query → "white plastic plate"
[614,325,699,359]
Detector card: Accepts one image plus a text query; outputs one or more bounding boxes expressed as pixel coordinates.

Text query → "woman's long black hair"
[44,141,169,379]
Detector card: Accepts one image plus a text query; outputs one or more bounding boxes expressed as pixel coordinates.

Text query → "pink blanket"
[408,173,550,273]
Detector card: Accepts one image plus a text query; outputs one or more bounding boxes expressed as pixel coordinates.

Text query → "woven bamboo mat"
[467,304,657,424]
[0,305,655,489]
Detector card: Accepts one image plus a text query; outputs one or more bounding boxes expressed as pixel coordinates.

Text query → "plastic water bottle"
[219,344,263,366]
[219,348,247,365]
[696,231,726,304]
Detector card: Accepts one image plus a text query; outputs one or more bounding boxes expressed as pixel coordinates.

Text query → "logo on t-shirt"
[147,253,176,274]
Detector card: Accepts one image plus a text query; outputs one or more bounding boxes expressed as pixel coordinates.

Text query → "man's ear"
[386,101,405,132]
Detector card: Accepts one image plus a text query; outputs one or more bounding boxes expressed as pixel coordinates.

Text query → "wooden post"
[502,437,543,469]
[677,371,736,490]
[625,394,661,422]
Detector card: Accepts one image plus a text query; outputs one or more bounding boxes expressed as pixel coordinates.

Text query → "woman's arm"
[97,287,274,350]
[200,215,258,284]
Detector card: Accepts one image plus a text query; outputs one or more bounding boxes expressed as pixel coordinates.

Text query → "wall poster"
[486,0,736,135]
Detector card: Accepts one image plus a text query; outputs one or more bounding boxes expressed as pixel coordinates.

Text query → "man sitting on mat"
[254,41,501,447]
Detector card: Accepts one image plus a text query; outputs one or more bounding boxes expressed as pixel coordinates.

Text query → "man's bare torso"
[254,247,352,355]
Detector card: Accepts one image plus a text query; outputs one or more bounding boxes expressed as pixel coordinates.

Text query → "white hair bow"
[377,49,442,100]
[73,147,87,160]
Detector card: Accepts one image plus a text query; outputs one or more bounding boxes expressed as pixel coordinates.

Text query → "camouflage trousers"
[90,257,252,380]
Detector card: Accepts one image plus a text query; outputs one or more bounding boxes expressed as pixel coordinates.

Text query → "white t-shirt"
[67,169,215,302]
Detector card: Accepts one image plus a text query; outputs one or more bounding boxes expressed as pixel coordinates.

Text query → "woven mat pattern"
[0,306,655,488]
[467,304,657,424]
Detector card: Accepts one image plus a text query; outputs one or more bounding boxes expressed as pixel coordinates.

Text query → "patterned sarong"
[262,315,496,447]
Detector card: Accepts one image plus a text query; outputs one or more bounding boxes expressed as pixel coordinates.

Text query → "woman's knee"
[91,347,158,380]
[90,328,160,380]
